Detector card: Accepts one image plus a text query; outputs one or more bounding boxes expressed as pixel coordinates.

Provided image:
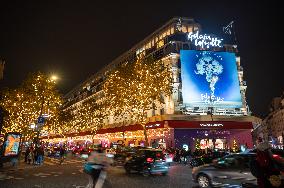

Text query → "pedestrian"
[250,137,282,188]
[37,146,44,165]
[84,145,111,188]
[27,150,33,164]
[59,146,66,165]
[24,146,30,163]
[33,146,38,165]
[179,149,183,163]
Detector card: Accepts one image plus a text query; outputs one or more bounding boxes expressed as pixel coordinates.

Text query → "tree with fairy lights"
[0,72,62,140]
[104,56,173,146]
[72,97,106,134]
[232,138,238,152]
[195,138,201,150]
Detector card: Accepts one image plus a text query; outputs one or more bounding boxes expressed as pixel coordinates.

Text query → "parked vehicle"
[124,148,169,176]
[192,153,258,187]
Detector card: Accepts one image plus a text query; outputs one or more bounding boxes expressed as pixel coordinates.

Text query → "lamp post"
[207,107,216,150]
[34,74,58,145]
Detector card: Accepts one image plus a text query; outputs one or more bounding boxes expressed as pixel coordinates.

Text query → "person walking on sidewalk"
[24,146,30,163]
[27,148,33,165]
[37,146,44,165]
[59,146,66,165]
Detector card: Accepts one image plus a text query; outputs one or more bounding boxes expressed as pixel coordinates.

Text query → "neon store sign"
[200,123,224,127]
[146,123,161,128]
[187,31,223,48]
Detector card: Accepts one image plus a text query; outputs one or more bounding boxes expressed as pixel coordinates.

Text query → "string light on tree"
[195,138,201,150]
[103,56,173,146]
[232,138,238,152]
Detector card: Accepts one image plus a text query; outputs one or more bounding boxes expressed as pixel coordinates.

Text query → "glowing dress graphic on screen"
[194,54,223,96]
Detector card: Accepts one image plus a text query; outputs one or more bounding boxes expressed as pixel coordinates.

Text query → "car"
[72,146,83,155]
[112,147,138,166]
[124,148,169,176]
[189,151,229,168]
[241,148,284,170]
[47,147,61,158]
[192,153,257,188]
[164,152,174,163]
[80,148,90,159]
[105,148,116,158]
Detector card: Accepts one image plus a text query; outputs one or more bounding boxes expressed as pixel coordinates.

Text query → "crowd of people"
[24,145,45,165]
[24,144,68,165]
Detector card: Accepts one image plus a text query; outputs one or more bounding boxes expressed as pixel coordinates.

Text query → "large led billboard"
[180,50,242,108]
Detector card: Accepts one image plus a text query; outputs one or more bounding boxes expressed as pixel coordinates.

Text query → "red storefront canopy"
[42,120,252,139]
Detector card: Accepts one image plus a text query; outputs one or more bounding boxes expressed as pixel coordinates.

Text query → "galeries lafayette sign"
[187,31,223,48]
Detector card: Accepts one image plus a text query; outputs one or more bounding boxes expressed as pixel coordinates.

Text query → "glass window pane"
[171,27,174,34]
[182,26,187,33]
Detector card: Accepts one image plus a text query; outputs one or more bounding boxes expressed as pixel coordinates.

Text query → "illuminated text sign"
[146,123,161,128]
[200,123,224,127]
[188,31,223,48]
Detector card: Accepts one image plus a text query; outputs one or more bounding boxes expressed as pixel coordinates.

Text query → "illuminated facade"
[255,94,284,148]
[51,17,260,150]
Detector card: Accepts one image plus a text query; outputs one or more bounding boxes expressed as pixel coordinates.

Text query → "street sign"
[37,116,45,124]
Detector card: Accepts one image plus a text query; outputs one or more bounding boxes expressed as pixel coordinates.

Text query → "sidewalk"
[0,158,42,172]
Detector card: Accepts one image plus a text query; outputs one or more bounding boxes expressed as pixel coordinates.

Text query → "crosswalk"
[19,157,85,167]
[44,157,85,166]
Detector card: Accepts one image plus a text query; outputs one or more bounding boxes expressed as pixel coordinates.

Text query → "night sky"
[0,1,283,117]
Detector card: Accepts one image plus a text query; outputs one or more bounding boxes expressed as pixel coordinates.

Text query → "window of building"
[152,109,155,116]
[187,26,193,33]
[160,108,164,115]
[151,39,155,47]
[182,25,187,33]
[146,42,150,49]
[155,37,159,43]
[170,27,174,34]
[157,40,164,48]
[167,28,171,36]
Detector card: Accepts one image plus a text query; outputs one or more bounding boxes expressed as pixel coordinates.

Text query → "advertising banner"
[3,132,21,157]
[180,50,242,108]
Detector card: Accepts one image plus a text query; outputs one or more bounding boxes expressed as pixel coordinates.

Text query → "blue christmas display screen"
[180,50,242,108]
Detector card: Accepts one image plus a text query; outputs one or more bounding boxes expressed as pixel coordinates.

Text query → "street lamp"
[50,75,59,83]
[35,74,59,145]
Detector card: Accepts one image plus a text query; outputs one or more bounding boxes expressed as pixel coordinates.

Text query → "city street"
[0,157,199,188]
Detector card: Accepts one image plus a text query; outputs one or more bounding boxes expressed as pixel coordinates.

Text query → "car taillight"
[272,154,280,159]
[146,157,154,163]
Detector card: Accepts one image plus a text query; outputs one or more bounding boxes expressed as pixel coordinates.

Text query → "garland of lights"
[0,72,62,139]
[103,57,173,145]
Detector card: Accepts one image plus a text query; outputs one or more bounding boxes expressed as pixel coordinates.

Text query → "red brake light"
[146,157,154,163]
[272,154,279,159]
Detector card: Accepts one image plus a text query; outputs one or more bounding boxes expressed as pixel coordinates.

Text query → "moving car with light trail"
[124,148,169,176]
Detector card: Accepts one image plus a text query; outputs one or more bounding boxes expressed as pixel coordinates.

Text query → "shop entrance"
[200,138,227,149]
